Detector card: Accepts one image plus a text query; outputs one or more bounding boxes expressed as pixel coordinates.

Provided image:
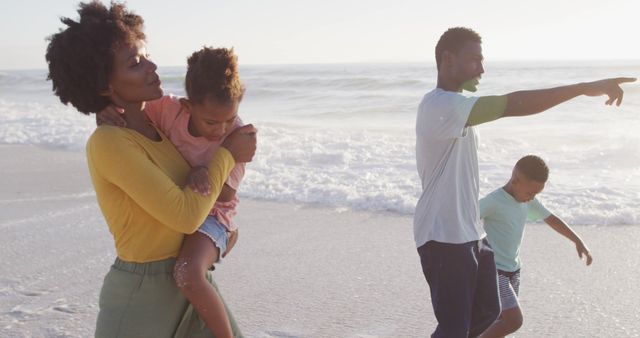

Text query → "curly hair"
[185,47,245,105]
[45,1,145,114]
[435,27,482,71]
[516,155,549,183]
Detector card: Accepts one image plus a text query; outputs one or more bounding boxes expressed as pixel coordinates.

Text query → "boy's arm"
[467,77,635,126]
[544,214,593,266]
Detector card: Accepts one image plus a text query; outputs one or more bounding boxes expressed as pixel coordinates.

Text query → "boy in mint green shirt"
[478,155,593,338]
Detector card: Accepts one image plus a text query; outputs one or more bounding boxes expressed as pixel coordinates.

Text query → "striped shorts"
[497,269,521,310]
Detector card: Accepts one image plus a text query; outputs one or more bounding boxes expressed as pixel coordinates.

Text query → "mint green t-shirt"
[479,188,552,272]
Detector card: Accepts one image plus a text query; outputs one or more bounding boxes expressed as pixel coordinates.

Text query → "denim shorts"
[196,215,229,264]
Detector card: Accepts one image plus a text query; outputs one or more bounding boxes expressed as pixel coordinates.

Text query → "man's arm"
[467,77,636,126]
[544,214,593,266]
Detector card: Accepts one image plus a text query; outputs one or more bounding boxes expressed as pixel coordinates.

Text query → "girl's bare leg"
[174,232,232,338]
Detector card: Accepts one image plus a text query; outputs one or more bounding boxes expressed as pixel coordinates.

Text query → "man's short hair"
[435,27,482,70]
[515,155,549,183]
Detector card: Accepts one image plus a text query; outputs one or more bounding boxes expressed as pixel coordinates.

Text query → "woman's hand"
[221,124,257,163]
[186,166,212,196]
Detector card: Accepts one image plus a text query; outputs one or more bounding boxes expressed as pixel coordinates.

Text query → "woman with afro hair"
[45,1,256,336]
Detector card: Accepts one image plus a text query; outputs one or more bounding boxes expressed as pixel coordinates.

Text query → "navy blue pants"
[418,238,501,338]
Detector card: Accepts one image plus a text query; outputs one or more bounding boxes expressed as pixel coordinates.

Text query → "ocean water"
[1,61,638,225]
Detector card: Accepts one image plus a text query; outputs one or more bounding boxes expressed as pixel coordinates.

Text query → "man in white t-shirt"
[415,27,634,338]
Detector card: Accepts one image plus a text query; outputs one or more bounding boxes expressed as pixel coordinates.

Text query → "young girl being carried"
[100,46,250,338]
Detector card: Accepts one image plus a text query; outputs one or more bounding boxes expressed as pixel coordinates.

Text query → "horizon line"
[2,57,639,72]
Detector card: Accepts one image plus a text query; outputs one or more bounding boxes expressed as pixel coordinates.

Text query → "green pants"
[95,258,242,338]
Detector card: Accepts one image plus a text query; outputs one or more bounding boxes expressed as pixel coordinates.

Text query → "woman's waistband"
[112,257,176,275]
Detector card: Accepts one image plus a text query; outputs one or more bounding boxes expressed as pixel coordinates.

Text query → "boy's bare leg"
[174,232,232,338]
[478,307,524,338]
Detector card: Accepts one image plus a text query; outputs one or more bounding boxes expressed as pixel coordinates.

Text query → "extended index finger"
[614,77,637,84]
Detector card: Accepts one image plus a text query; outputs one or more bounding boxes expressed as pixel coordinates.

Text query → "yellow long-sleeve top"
[86,126,235,263]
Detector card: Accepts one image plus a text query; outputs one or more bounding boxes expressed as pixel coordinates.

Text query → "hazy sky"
[1,0,639,69]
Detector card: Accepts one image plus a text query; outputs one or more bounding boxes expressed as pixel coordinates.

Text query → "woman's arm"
[88,127,235,234]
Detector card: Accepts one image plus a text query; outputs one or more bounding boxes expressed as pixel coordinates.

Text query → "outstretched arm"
[467,77,636,126]
[544,214,593,266]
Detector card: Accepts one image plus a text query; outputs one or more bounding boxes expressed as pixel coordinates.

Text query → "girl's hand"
[96,104,126,127]
[222,124,257,163]
[187,166,211,196]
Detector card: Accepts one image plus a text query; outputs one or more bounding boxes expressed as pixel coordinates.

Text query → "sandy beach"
[1,144,639,337]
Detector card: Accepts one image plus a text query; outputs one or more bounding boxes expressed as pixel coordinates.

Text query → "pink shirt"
[145,95,245,231]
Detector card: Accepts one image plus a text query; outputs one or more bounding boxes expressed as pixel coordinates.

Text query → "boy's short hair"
[45,1,145,114]
[515,155,549,183]
[435,27,482,71]
[185,47,245,104]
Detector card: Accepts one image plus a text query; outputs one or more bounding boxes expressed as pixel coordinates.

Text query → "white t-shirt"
[414,88,484,247]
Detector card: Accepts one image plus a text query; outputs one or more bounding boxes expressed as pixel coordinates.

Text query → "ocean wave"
[0,114,637,225]
[0,99,93,151]
[1,62,638,225]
